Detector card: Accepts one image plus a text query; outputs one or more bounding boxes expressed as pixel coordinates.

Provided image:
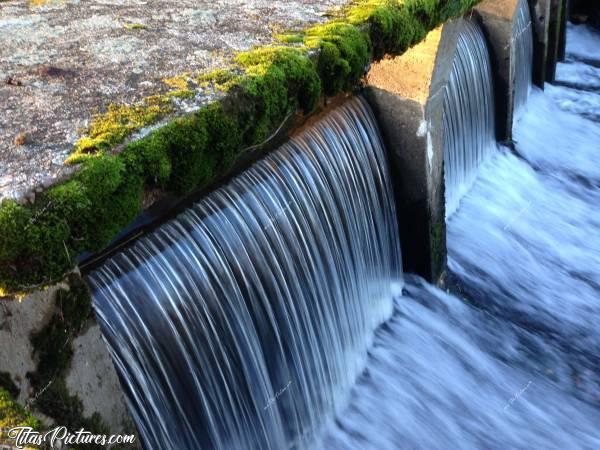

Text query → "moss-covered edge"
[0,0,480,295]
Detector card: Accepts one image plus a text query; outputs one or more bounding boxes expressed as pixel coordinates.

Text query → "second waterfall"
[88,98,402,450]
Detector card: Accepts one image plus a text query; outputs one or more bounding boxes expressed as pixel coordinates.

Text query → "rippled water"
[320,25,600,450]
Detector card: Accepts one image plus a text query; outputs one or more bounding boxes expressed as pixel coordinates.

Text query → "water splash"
[319,277,600,450]
[442,20,496,216]
[320,25,600,450]
[565,22,600,64]
[88,97,402,450]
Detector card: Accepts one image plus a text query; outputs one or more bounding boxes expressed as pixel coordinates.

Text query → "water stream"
[320,23,600,450]
[89,98,402,450]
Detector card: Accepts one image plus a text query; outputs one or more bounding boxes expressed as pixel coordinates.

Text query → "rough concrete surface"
[366,28,442,104]
[474,0,519,140]
[0,286,60,403]
[0,0,350,201]
[0,284,131,431]
[66,324,131,432]
[365,20,462,283]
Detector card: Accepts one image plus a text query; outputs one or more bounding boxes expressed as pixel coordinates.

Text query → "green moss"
[196,68,241,91]
[0,155,143,293]
[232,47,321,144]
[0,0,480,295]
[0,388,40,431]
[0,373,19,399]
[274,32,305,44]
[305,22,370,96]
[71,98,172,158]
[124,22,148,30]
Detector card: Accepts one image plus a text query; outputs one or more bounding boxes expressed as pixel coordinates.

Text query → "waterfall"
[513,0,534,118]
[88,97,402,450]
[320,24,600,450]
[442,20,496,217]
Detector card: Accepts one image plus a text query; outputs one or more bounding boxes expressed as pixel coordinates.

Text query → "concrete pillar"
[363,22,462,284]
[546,0,566,81]
[473,0,521,141]
[557,0,568,61]
[529,0,552,87]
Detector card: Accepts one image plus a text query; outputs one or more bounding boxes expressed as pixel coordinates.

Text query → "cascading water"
[320,22,600,450]
[513,0,534,117]
[88,98,402,450]
[442,20,496,216]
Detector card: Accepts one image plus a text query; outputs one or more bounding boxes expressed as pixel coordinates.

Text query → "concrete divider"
[473,0,521,141]
[557,0,568,61]
[529,0,552,86]
[364,1,553,282]
[546,0,568,80]
[364,22,462,284]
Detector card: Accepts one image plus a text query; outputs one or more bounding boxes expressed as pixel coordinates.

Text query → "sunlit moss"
[123,22,148,30]
[0,0,480,294]
[163,74,191,90]
[71,98,171,158]
[196,68,241,91]
[0,389,40,430]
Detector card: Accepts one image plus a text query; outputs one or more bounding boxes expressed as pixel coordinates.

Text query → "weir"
[88,98,402,450]
[0,0,574,443]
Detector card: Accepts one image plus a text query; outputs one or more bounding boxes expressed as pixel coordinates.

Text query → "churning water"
[320,24,600,450]
[89,98,402,450]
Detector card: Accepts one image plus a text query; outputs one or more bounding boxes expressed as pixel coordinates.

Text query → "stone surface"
[0,0,350,201]
[0,284,131,432]
[66,324,131,432]
[0,287,58,404]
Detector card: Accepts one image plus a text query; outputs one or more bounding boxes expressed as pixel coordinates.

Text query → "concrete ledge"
[0,0,482,296]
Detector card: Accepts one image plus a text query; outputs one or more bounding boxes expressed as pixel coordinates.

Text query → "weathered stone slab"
[0,282,132,433]
[66,324,131,432]
[0,0,350,201]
